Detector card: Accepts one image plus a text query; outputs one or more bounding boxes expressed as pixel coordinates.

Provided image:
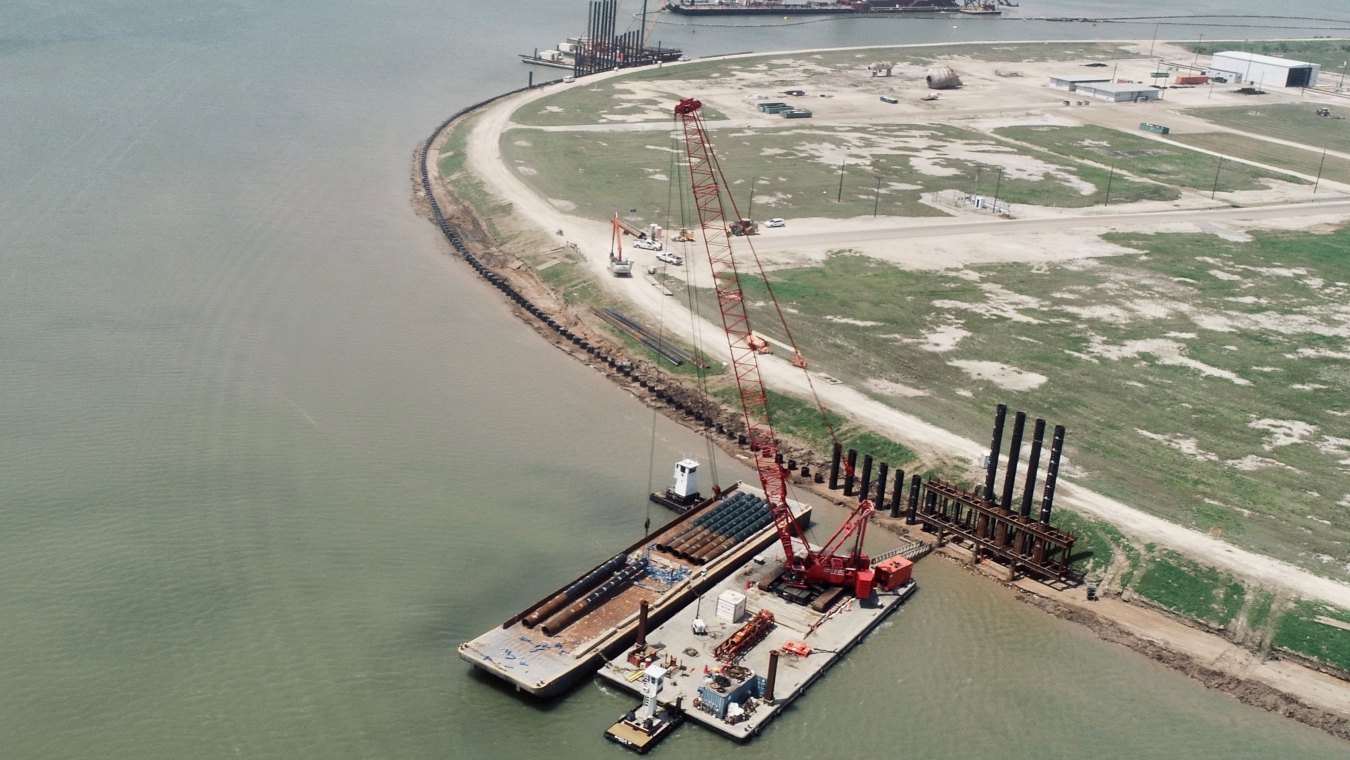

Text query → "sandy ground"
[444,40,1350,728]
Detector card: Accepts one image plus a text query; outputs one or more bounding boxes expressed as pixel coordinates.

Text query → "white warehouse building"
[1209,51,1320,88]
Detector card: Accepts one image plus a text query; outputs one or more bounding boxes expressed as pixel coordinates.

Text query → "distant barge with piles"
[664,0,1010,16]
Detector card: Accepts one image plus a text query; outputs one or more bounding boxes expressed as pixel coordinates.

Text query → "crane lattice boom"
[674,97,810,570]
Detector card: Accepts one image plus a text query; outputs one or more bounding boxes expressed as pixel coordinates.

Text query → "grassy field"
[1132,550,1247,627]
[683,227,1350,580]
[499,121,1170,226]
[1273,599,1350,672]
[512,82,728,127]
[1168,132,1350,187]
[1181,103,1350,156]
[710,386,916,471]
[995,125,1305,192]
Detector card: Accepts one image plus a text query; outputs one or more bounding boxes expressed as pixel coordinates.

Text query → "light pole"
[1211,155,1223,200]
[991,169,1004,213]
[747,177,757,219]
[836,159,846,202]
[1103,159,1116,206]
[1148,23,1160,58]
[1192,33,1204,71]
[873,175,882,217]
[1314,149,1327,194]
[1340,59,1348,91]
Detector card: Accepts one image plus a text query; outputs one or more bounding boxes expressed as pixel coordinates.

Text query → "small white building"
[1046,73,1111,91]
[1075,82,1163,103]
[1209,51,1320,88]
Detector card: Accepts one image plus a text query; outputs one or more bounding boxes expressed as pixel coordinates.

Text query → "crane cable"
[707,148,854,486]
[667,122,721,489]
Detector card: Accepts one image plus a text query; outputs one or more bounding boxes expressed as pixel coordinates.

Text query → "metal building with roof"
[1074,82,1163,103]
[1046,73,1111,91]
[1209,51,1320,88]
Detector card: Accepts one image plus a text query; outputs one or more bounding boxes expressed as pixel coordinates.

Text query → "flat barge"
[597,538,918,742]
[665,0,960,16]
[458,483,812,697]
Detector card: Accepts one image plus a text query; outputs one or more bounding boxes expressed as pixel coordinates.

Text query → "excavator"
[608,212,633,277]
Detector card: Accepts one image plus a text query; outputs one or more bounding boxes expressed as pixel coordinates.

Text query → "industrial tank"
[925,66,962,90]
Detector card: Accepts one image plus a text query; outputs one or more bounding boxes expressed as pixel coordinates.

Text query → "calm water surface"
[1,1,1346,757]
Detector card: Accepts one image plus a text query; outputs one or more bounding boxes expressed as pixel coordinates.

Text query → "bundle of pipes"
[688,510,775,565]
[522,553,628,628]
[539,561,648,636]
[657,493,767,558]
[678,508,763,561]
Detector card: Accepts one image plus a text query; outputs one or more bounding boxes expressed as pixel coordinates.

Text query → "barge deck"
[596,540,917,742]
[458,484,812,697]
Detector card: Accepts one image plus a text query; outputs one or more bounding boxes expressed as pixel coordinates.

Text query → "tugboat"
[603,664,684,753]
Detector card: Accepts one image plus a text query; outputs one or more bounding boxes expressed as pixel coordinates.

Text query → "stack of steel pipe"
[522,554,628,628]
[691,508,774,564]
[659,493,764,558]
[656,493,747,552]
[686,509,764,563]
[674,503,751,559]
[540,561,648,636]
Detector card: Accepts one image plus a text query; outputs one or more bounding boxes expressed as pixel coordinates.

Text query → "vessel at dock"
[458,481,813,697]
[666,0,959,16]
[519,36,684,71]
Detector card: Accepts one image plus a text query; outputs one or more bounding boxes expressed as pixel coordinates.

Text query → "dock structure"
[596,540,916,742]
[458,484,812,697]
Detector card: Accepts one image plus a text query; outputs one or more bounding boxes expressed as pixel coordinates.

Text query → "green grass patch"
[1272,599,1350,673]
[996,124,1304,191]
[512,81,727,127]
[1050,510,1130,576]
[1244,589,1276,634]
[1181,103,1350,157]
[844,432,915,471]
[1168,132,1350,187]
[1132,551,1246,627]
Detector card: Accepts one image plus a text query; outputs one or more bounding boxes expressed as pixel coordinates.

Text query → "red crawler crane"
[673,97,875,598]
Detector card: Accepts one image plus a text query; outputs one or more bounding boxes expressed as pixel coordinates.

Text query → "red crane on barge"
[672,97,877,599]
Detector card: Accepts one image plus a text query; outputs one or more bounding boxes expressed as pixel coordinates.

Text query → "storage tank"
[925,66,963,90]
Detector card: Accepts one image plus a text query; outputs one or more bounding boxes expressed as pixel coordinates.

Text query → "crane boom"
[674,96,876,595]
[674,97,811,570]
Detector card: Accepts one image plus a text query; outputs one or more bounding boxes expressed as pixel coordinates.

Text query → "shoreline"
[412,53,1350,741]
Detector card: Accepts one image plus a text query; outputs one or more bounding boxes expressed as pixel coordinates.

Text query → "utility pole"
[991,168,1004,214]
[1103,159,1116,206]
[1148,23,1160,58]
[1314,149,1327,193]
[1211,155,1223,199]
[1192,33,1204,70]
[836,158,846,202]
[873,175,882,217]
[747,177,757,219]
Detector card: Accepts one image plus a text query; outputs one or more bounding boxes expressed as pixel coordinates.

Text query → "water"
[1,2,1346,757]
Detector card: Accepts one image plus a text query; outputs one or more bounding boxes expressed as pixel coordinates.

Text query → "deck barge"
[458,484,812,697]
[596,540,918,742]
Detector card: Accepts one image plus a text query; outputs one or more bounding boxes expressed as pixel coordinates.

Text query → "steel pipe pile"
[522,554,628,628]
[540,562,648,636]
